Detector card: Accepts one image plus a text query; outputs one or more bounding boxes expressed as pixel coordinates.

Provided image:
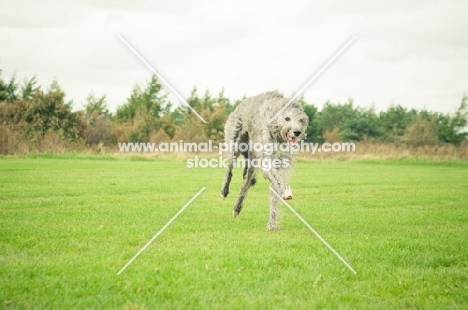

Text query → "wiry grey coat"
[220,91,309,230]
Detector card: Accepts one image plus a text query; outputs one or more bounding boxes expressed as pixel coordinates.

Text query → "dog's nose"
[293,130,302,137]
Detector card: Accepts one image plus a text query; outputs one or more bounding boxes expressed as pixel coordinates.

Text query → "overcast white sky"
[1,0,467,114]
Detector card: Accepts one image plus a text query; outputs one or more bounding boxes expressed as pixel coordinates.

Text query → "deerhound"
[220,91,309,230]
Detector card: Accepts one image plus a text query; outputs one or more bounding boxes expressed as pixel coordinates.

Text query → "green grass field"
[1,155,468,309]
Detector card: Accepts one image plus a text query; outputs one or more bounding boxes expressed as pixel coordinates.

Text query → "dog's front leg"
[267,189,280,230]
[262,165,292,200]
[263,167,291,231]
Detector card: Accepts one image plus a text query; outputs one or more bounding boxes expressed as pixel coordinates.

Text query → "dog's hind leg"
[242,151,257,187]
[220,154,234,199]
[267,187,280,231]
[233,165,255,218]
[220,117,242,199]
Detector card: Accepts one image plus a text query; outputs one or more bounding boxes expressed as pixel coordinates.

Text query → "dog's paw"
[282,188,293,200]
[220,188,229,199]
[267,224,281,231]
[233,210,239,218]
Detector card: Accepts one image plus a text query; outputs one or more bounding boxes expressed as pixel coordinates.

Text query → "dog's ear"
[266,119,278,132]
[260,99,281,121]
[299,116,309,127]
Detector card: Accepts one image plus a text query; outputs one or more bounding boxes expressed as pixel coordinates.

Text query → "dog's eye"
[285,117,290,121]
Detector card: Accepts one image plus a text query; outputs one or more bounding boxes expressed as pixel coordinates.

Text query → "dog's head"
[270,101,309,146]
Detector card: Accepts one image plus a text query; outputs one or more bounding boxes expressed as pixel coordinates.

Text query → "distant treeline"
[0,70,467,154]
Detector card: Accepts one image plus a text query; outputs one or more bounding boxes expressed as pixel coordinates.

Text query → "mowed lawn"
[1,155,468,309]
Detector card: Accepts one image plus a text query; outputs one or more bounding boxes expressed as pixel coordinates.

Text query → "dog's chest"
[269,149,294,161]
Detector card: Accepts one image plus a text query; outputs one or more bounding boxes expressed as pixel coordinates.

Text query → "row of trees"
[303,97,468,146]
[0,70,467,154]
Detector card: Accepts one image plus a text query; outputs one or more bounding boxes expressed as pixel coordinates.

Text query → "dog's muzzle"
[286,129,303,145]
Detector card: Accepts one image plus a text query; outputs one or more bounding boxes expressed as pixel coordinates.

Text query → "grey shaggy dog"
[220,91,309,230]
